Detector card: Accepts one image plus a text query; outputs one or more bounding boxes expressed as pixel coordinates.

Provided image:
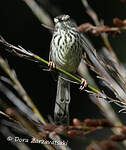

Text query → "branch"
[1,36,124,114]
[77,23,126,36]
[0,36,100,95]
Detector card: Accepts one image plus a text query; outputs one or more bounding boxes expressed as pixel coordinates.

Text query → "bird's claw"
[79,78,88,90]
[48,61,56,70]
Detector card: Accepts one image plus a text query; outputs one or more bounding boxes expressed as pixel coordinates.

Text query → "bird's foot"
[79,78,88,90]
[71,73,88,90]
[48,61,56,70]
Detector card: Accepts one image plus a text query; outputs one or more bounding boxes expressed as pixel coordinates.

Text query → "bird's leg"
[80,78,88,90]
[48,61,56,70]
[48,62,87,89]
[73,73,88,90]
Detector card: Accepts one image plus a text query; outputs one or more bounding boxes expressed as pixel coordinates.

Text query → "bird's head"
[54,14,77,30]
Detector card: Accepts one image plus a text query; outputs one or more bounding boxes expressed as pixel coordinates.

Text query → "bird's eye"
[54,15,70,23]
[54,18,59,23]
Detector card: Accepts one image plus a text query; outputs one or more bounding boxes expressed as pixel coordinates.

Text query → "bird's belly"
[55,45,82,73]
[51,31,82,73]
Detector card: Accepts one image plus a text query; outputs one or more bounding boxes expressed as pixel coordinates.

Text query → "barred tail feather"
[54,75,70,125]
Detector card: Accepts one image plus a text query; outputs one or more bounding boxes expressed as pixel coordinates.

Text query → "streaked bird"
[49,14,87,125]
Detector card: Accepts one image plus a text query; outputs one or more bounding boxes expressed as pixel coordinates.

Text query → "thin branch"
[0,36,100,95]
[0,36,125,117]
[77,23,126,36]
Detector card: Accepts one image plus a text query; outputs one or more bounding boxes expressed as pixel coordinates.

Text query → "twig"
[1,37,125,124]
[77,23,125,36]
[0,36,100,95]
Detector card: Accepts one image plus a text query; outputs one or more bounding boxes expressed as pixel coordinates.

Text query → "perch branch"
[0,36,103,96]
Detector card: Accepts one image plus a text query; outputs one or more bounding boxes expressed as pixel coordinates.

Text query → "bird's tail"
[54,75,70,125]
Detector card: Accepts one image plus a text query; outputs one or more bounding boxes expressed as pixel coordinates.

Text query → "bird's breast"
[51,30,82,73]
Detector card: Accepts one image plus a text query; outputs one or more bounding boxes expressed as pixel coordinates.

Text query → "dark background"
[0,0,126,149]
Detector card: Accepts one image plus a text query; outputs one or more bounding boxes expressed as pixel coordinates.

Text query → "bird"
[49,14,87,125]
